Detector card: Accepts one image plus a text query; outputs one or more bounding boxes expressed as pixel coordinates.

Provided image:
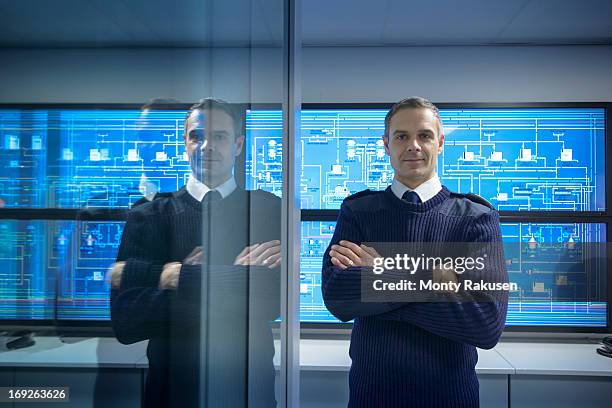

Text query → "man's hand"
[234,240,281,268]
[183,246,203,265]
[329,240,380,269]
[107,261,126,289]
[159,262,182,290]
[432,265,459,293]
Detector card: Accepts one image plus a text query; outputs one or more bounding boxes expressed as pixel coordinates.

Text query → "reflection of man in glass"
[322,97,508,408]
[131,98,180,207]
[110,98,281,407]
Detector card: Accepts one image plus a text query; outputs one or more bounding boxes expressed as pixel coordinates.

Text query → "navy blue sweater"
[111,187,281,407]
[322,186,508,408]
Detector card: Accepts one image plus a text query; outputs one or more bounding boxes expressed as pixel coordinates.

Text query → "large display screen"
[300,221,607,327]
[246,108,606,211]
[0,105,607,330]
[0,220,121,321]
[0,107,606,210]
[0,109,190,208]
[0,220,54,320]
[1,218,605,327]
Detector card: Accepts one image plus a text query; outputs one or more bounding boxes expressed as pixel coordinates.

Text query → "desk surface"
[1,336,611,376]
[0,336,146,369]
[495,341,612,377]
[279,339,515,374]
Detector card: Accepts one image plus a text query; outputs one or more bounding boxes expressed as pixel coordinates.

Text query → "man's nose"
[405,136,421,152]
[200,136,214,151]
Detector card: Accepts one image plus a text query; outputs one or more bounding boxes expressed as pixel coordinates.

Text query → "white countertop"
[0,336,146,368]
[494,341,612,377]
[1,336,611,377]
[273,339,515,374]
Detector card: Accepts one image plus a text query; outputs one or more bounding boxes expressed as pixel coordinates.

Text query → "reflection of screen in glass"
[0,107,605,211]
[0,106,608,329]
[0,109,190,208]
[0,220,607,327]
[54,221,124,320]
[0,220,123,321]
[246,108,606,211]
[300,221,607,327]
[0,220,55,320]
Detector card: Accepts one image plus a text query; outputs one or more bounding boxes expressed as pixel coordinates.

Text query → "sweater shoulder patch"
[438,191,495,217]
[450,192,495,210]
[344,189,376,202]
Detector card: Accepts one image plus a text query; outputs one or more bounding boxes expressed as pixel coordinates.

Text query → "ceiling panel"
[381,0,526,45]
[300,0,389,45]
[498,0,612,43]
[0,0,609,47]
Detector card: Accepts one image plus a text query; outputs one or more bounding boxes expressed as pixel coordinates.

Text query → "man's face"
[383,108,444,188]
[183,108,244,185]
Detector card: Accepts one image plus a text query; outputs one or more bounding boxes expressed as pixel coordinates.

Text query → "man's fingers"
[269,256,281,268]
[264,252,281,268]
[234,241,281,266]
[184,246,203,265]
[159,262,181,290]
[254,245,281,265]
[330,249,354,268]
[106,264,116,285]
[331,244,360,265]
[331,256,348,269]
[108,261,125,289]
[235,244,253,260]
[339,240,368,259]
[248,240,280,259]
[360,244,380,258]
[234,243,260,265]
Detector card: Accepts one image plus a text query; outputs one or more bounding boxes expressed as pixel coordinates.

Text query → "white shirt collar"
[186,173,237,202]
[390,174,442,203]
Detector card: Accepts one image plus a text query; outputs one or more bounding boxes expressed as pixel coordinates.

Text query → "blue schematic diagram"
[0,107,605,211]
[0,220,123,321]
[51,221,124,320]
[0,106,607,327]
[0,218,606,325]
[246,108,606,211]
[299,220,607,326]
[0,109,190,208]
[0,220,54,320]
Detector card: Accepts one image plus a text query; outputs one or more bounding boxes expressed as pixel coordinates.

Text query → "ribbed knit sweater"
[322,186,508,408]
[111,187,281,407]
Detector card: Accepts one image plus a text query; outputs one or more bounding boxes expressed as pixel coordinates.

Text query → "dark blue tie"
[402,191,422,204]
[203,190,223,203]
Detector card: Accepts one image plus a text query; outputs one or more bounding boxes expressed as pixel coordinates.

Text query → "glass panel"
[0,0,297,407]
[0,220,54,320]
[243,107,606,211]
[300,220,607,328]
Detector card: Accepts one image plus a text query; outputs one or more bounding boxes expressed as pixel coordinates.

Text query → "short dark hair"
[184,97,243,137]
[140,97,181,111]
[384,96,443,137]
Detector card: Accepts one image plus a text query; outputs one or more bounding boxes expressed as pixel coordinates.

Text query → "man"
[322,97,508,407]
[132,97,181,206]
[110,98,281,407]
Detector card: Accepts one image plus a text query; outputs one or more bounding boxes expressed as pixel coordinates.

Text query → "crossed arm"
[110,209,281,344]
[322,203,508,349]
[108,240,281,290]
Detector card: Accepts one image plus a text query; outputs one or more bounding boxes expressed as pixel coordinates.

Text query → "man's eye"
[190,131,204,141]
[420,133,432,139]
[395,134,406,140]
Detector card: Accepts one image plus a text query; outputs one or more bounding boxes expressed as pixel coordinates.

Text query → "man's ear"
[438,132,445,153]
[235,135,245,156]
[383,135,390,156]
